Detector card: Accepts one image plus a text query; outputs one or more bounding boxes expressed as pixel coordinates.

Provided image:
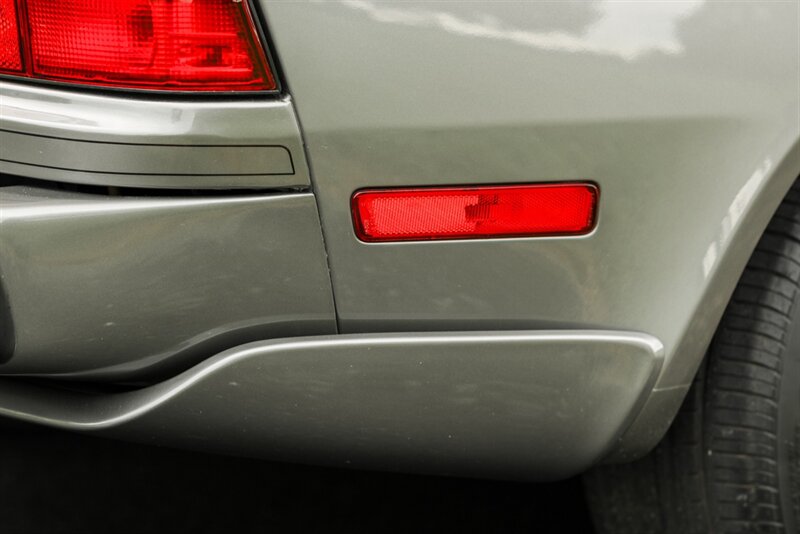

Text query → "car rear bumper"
[0,186,337,380]
[0,330,663,480]
[0,183,675,477]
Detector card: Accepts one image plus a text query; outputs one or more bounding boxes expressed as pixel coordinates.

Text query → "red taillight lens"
[352,184,599,242]
[1,0,276,92]
[0,0,22,73]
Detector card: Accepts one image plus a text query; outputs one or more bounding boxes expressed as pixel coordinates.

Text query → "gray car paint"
[262,0,800,453]
[0,83,309,189]
[0,0,796,472]
[0,330,662,479]
[0,187,336,379]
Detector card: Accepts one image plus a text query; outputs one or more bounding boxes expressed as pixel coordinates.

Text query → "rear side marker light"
[352,183,599,242]
[0,0,276,92]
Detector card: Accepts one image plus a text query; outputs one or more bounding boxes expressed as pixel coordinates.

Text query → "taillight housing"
[0,0,277,92]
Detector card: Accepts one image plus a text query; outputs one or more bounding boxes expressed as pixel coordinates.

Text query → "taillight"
[0,0,276,92]
[352,183,599,242]
[0,0,22,73]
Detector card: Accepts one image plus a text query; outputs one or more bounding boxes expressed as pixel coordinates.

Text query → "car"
[0,1,798,532]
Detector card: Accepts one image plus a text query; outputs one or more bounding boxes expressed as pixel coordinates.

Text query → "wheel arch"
[609,134,800,461]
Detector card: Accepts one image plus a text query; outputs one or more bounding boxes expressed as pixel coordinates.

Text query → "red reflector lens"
[352,184,598,242]
[0,0,22,73]
[20,0,275,91]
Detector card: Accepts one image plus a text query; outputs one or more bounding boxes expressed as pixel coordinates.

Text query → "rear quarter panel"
[261,0,800,404]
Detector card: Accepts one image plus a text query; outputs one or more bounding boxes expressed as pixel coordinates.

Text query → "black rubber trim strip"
[0,128,296,176]
[0,128,291,149]
[0,174,311,197]
[0,159,293,177]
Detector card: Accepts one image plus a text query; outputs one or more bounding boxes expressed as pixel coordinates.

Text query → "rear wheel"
[585,181,800,533]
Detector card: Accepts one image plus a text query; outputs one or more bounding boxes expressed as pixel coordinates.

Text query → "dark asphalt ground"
[1,419,596,534]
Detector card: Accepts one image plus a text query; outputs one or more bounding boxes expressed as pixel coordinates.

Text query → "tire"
[584,180,800,534]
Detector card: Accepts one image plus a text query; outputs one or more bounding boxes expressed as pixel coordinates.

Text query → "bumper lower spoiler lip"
[0,330,663,480]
